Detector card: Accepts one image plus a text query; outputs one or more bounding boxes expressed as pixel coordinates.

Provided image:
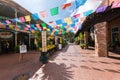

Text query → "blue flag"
[56,19,62,25]
[75,0,87,8]
[62,23,67,26]
[31,24,37,30]
[83,10,93,16]
[32,13,40,20]
[71,24,75,28]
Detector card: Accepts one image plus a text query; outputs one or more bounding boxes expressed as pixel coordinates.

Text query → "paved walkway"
[0,44,120,80]
[29,44,120,80]
[0,51,42,80]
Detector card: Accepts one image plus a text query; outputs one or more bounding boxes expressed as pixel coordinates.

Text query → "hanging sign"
[42,31,47,52]
[0,31,13,39]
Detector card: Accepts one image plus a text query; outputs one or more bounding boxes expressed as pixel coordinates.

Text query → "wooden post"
[15,8,18,46]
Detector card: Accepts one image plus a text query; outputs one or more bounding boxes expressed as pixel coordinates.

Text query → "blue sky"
[13,0,102,33]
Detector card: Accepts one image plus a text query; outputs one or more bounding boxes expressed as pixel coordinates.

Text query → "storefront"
[0,29,14,53]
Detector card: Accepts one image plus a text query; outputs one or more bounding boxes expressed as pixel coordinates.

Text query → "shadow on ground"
[61,45,69,52]
[31,62,73,80]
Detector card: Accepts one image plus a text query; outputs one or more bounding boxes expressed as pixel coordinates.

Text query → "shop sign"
[0,31,13,39]
[42,31,47,52]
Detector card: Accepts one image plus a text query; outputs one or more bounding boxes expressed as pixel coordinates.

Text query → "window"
[111,27,118,44]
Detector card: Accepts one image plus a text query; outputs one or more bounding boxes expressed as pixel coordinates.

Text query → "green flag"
[50,7,59,16]
[41,23,46,27]
[62,31,66,34]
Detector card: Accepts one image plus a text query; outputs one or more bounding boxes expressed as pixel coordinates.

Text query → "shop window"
[111,27,118,44]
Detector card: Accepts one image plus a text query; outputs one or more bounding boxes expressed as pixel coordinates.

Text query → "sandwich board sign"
[20,44,27,53]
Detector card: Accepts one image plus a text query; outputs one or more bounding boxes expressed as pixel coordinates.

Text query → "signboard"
[55,36,58,45]
[20,45,27,53]
[0,31,13,39]
[42,31,47,52]
[58,44,62,49]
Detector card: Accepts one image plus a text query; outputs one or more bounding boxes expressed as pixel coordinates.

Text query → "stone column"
[94,22,108,57]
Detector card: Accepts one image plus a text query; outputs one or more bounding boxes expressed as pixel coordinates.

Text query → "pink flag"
[24,27,29,31]
[49,21,54,24]
[26,25,31,28]
[40,11,47,18]
[73,13,80,18]
[19,17,25,22]
[5,20,11,24]
[35,24,41,30]
[111,0,120,8]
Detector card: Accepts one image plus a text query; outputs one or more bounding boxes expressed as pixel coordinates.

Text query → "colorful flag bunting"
[60,26,65,29]
[47,28,50,31]
[32,13,40,20]
[31,24,37,30]
[50,7,59,16]
[62,23,67,26]
[71,24,75,27]
[64,17,72,25]
[41,23,46,27]
[73,13,80,18]
[14,18,20,22]
[10,19,16,23]
[111,1,120,9]
[24,27,29,31]
[5,20,11,24]
[56,19,62,25]
[62,31,66,34]
[9,25,14,29]
[43,27,47,30]
[36,24,41,30]
[75,0,87,8]
[47,25,53,29]
[31,29,35,33]
[0,22,5,28]
[83,10,93,16]
[19,17,25,22]
[49,21,54,24]
[40,11,47,18]
[96,5,108,13]
[17,25,21,29]
[62,3,71,9]
[25,15,31,22]
[26,25,31,28]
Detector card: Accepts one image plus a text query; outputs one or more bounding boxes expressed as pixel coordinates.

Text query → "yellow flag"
[34,38,37,45]
[64,17,72,25]
[9,25,14,29]
[25,15,31,22]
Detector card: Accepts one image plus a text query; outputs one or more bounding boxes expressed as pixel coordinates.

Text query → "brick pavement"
[29,44,120,80]
[0,45,120,80]
[0,50,42,80]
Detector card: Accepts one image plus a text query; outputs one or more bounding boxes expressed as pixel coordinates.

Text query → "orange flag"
[62,3,71,9]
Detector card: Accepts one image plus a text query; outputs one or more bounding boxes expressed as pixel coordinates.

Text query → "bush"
[14,45,19,53]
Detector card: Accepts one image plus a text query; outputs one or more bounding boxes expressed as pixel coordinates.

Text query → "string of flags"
[0,0,103,34]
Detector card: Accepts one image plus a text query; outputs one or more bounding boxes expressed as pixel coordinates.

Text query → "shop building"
[76,0,120,57]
